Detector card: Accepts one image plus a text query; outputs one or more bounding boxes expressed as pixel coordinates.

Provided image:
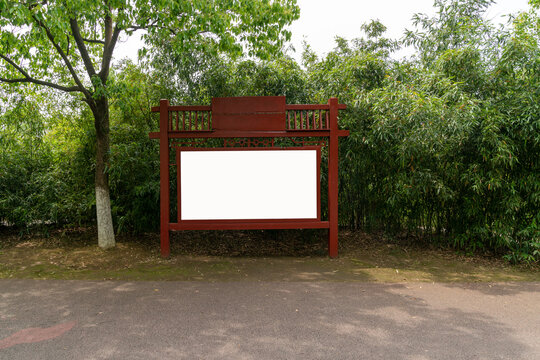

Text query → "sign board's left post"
[159,99,171,257]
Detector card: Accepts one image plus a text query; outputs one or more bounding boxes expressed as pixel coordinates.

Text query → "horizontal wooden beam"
[286,104,330,110]
[168,105,212,111]
[169,220,330,231]
[149,129,350,139]
[151,104,346,113]
[151,105,212,112]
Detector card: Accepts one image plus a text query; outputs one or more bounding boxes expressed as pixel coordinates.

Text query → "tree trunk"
[92,97,115,249]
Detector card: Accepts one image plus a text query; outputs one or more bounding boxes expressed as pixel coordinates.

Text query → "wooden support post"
[159,99,170,258]
[328,98,339,258]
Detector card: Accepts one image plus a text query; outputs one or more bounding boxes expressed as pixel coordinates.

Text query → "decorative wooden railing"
[150,99,345,138]
[165,106,213,131]
[286,105,330,130]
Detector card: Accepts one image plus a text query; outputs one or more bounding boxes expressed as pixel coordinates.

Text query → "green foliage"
[0,0,299,95]
[303,2,539,263]
[0,95,95,227]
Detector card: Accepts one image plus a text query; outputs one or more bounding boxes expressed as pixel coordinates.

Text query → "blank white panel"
[180,150,318,220]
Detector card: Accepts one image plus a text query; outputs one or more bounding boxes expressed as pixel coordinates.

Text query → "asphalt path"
[0,280,539,359]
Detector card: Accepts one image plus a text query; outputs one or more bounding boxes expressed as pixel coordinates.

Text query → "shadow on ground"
[0,280,538,359]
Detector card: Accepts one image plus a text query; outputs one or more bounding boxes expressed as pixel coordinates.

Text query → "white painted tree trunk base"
[96,185,115,249]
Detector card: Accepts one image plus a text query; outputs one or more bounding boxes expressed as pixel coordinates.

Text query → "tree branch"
[0,54,31,77]
[0,54,81,92]
[69,18,97,78]
[83,38,105,45]
[0,76,81,92]
[99,15,121,83]
[30,14,91,98]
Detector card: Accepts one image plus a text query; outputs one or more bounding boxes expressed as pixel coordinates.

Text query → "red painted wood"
[176,146,321,222]
[317,147,322,220]
[325,111,329,129]
[169,221,330,231]
[212,96,286,131]
[178,146,320,152]
[213,96,286,113]
[151,104,337,113]
[287,111,291,129]
[176,150,181,223]
[159,99,170,258]
[169,105,212,111]
[213,113,286,131]
[327,98,339,258]
[150,97,348,258]
[149,129,350,139]
[285,104,330,110]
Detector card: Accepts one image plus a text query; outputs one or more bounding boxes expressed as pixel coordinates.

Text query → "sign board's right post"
[328,97,340,258]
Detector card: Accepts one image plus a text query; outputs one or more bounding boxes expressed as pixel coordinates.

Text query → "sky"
[286,0,532,60]
[114,0,533,64]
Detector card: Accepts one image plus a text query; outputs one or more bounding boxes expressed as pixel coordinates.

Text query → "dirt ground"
[0,227,538,282]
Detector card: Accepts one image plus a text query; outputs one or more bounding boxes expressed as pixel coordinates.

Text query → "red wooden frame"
[150,96,348,258]
[176,146,322,223]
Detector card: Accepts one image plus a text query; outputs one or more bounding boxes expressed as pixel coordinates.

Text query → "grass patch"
[0,227,538,282]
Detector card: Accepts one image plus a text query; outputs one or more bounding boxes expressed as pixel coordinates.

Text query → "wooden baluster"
[175,112,179,131]
[325,110,329,129]
[287,111,291,129]
[182,112,186,131]
[294,111,297,129]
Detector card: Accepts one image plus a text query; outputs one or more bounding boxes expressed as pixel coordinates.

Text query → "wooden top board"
[211,96,286,131]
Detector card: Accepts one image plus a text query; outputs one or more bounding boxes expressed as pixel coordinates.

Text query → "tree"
[404,0,495,65]
[0,0,299,248]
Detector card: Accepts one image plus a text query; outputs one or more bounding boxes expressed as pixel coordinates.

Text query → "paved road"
[0,280,539,359]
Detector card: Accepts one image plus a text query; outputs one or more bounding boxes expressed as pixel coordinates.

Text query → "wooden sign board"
[150,96,348,258]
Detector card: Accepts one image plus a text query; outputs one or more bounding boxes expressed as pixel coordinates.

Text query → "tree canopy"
[0,0,300,249]
[0,0,299,98]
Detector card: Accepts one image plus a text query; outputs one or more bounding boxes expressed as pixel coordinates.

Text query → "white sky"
[114,0,533,64]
